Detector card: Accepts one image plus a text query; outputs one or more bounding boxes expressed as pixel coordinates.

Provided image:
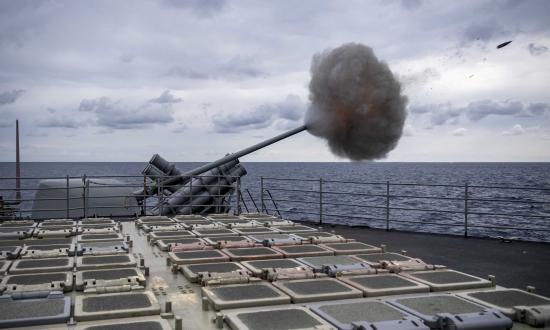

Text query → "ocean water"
[1,162,549,242]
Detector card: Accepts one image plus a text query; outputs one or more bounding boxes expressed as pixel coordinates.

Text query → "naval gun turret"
[136,125,307,216]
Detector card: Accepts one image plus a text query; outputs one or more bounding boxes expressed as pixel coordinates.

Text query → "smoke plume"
[305,43,408,161]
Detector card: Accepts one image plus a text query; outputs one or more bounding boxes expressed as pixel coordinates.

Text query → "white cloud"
[502,124,525,136]
[452,127,467,136]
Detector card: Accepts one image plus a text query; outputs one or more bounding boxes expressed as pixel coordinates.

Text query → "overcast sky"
[1,0,549,162]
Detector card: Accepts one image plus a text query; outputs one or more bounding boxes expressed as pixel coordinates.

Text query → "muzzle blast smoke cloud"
[305,43,408,161]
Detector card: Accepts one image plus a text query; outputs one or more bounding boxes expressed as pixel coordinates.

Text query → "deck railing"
[1,174,549,242]
[0,174,242,219]
[259,177,550,242]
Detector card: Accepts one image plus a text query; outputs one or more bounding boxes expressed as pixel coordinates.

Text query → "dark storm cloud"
[79,97,174,129]
[149,90,182,104]
[528,43,548,56]
[160,0,227,17]
[412,100,550,126]
[213,94,305,133]
[0,89,24,106]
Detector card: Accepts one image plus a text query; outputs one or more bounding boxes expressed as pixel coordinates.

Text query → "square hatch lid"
[386,294,512,329]
[224,306,336,330]
[241,258,311,276]
[180,262,249,282]
[76,254,137,270]
[233,227,280,235]
[1,271,74,292]
[272,245,334,258]
[168,249,230,265]
[222,247,283,261]
[0,292,71,328]
[339,274,430,297]
[275,225,319,233]
[272,278,363,303]
[78,233,124,243]
[309,299,427,330]
[192,228,237,237]
[297,255,362,271]
[353,252,412,267]
[78,241,128,256]
[320,242,382,255]
[402,269,492,291]
[74,291,160,321]
[458,289,550,320]
[74,316,172,330]
[149,230,195,241]
[202,282,291,311]
[75,268,146,291]
[9,257,74,274]
[174,214,207,221]
[155,237,207,251]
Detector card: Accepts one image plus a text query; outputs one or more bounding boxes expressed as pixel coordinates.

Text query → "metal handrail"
[259,176,550,242]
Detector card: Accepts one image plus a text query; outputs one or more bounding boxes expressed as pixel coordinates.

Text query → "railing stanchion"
[236,176,241,215]
[66,175,70,219]
[189,175,193,214]
[260,176,265,213]
[464,183,469,238]
[386,181,390,231]
[143,175,147,216]
[159,179,164,216]
[319,178,323,226]
[82,174,87,219]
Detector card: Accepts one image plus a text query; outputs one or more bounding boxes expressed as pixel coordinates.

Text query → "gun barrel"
[189,125,307,175]
[158,125,307,188]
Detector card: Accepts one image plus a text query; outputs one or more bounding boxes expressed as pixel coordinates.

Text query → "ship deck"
[324,224,550,297]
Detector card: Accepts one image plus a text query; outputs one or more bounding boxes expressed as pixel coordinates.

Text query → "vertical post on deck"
[464,183,469,238]
[143,175,147,216]
[236,176,241,215]
[260,177,265,213]
[319,178,323,226]
[159,179,164,216]
[15,119,21,203]
[386,181,390,231]
[82,174,87,219]
[66,175,70,219]
[217,174,220,214]
[189,175,193,214]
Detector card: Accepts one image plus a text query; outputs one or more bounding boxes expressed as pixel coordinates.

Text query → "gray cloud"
[213,94,305,133]
[0,121,14,128]
[149,90,182,104]
[165,56,267,81]
[79,96,174,129]
[160,0,227,17]
[400,0,423,10]
[37,118,82,129]
[465,100,523,121]
[0,89,24,106]
[462,21,510,45]
[400,68,440,86]
[528,43,548,56]
[411,100,550,126]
